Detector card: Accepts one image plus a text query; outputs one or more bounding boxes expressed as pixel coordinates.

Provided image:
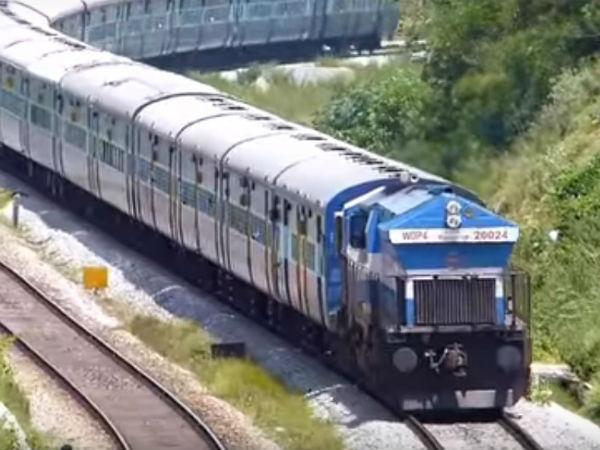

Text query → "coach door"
[216,169,231,270]
[88,109,102,198]
[52,89,64,176]
[267,193,281,300]
[168,143,183,245]
[268,194,291,304]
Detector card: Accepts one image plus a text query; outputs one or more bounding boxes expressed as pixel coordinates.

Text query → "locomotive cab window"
[349,211,368,249]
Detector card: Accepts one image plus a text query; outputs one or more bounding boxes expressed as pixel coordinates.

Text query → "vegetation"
[0,337,52,450]
[192,68,347,126]
[318,0,599,178]
[190,58,410,127]
[488,61,600,419]
[128,315,343,450]
[0,189,13,211]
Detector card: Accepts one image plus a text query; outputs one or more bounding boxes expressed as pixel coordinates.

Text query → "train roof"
[1,0,461,208]
[136,94,279,141]
[0,23,44,49]
[61,65,222,119]
[9,0,83,23]
[0,38,81,70]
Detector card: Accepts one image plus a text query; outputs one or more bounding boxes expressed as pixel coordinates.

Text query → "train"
[0,0,531,412]
[8,0,401,61]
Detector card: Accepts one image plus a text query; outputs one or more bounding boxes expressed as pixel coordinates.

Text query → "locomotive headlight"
[446,200,462,215]
[446,214,462,229]
[445,200,463,229]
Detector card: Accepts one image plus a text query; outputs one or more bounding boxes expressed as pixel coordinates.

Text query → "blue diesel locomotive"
[0,0,530,411]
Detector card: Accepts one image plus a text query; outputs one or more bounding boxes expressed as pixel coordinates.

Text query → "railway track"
[0,259,226,450]
[406,412,543,450]
[498,411,544,450]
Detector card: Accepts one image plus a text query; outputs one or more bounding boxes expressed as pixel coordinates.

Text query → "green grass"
[189,60,407,127]
[0,426,19,450]
[544,379,600,426]
[548,381,581,413]
[0,338,53,450]
[0,189,13,210]
[128,315,343,450]
[193,70,344,126]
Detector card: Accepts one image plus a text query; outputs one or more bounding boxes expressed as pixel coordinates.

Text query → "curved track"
[0,259,226,450]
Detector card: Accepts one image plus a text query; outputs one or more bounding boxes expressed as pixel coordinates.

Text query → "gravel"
[1,169,600,450]
[7,350,116,450]
[426,421,520,450]
[510,401,600,450]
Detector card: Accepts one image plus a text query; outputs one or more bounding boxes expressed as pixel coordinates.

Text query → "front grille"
[414,278,496,326]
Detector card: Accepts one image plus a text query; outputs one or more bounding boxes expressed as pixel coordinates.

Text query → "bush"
[315,66,445,172]
[585,374,600,422]
[485,61,600,419]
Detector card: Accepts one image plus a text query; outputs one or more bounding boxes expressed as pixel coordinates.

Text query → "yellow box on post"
[83,266,108,290]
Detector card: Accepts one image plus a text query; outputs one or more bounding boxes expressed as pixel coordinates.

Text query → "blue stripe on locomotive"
[323,179,399,317]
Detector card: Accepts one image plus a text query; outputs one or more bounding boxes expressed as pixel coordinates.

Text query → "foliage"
[317,0,599,179]
[0,337,52,449]
[398,0,429,39]
[0,424,19,450]
[128,315,343,450]
[314,66,443,170]
[528,377,552,406]
[424,0,597,152]
[489,61,600,416]
[585,373,600,422]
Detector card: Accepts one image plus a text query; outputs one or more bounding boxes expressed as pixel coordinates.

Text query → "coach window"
[3,66,15,91]
[180,153,195,206]
[181,151,194,181]
[30,80,52,131]
[20,76,29,97]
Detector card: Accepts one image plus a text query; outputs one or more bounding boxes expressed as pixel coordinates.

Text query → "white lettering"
[389,227,519,245]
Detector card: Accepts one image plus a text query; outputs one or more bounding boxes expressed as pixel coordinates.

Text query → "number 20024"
[473,229,509,241]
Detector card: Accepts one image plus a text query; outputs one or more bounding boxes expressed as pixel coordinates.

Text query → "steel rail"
[0,258,226,450]
[405,415,445,450]
[498,411,544,450]
[0,321,130,450]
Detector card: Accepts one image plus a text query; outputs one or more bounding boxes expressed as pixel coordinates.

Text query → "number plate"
[389,227,519,244]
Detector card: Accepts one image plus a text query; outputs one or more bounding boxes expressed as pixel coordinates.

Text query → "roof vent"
[269,123,295,131]
[245,114,271,121]
[294,134,326,141]
[207,96,226,103]
[318,143,347,152]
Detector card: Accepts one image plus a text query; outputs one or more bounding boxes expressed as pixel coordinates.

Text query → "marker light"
[446,200,462,215]
[446,214,462,229]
